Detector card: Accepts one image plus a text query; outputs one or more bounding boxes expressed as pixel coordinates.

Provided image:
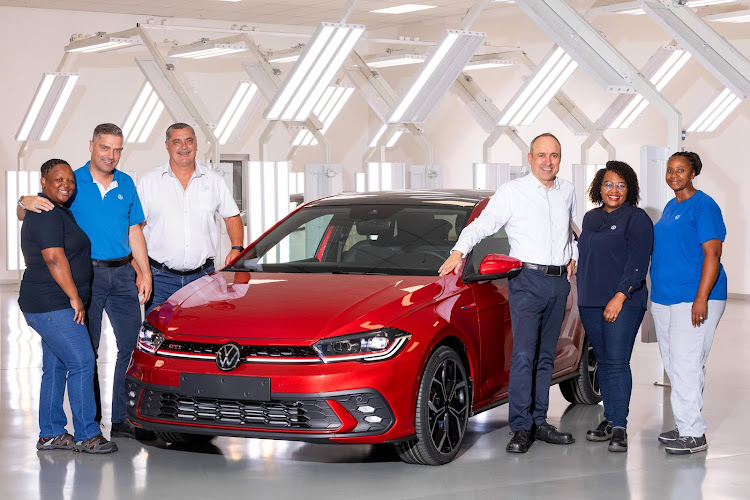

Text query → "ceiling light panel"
[366,54,426,68]
[65,35,142,53]
[122,82,165,144]
[291,85,355,147]
[687,88,742,132]
[387,29,486,123]
[16,72,78,142]
[168,41,248,59]
[264,23,364,123]
[215,81,262,145]
[370,4,437,14]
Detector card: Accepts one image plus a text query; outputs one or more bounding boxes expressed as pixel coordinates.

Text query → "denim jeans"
[87,264,141,424]
[145,263,215,315]
[24,308,100,441]
[578,305,646,429]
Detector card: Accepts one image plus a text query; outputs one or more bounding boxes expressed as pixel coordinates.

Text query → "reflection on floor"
[2,283,750,499]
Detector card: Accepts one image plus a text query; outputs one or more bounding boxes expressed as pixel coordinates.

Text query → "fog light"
[357,405,375,414]
[128,391,136,398]
[128,400,135,407]
[364,416,382,424]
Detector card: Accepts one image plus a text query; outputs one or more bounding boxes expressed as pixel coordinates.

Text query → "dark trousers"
[507,268,571,431]
[145,263,214,315]
[578,305,646,429]
[87,264,141,424]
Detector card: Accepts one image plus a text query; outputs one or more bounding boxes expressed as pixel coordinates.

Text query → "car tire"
[559,336,602,405]
[395,346,470,465]
[155,431,215,445]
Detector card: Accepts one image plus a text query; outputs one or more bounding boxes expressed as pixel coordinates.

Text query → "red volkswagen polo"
[126,190,599,465]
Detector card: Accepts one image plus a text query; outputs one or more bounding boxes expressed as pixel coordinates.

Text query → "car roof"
[305,189,495,208]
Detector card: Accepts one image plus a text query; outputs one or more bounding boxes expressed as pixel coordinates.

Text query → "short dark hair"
[92,123,123,141]
[40,158,71,178]
[529,132,561,156]
[670,151,703,176]
[165,123,196,141]
[588,160,641,206]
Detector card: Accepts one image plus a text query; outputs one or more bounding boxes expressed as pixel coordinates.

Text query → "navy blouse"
[577,203,654,309]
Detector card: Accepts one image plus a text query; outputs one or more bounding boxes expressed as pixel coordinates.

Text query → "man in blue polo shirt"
[18,123,151,440]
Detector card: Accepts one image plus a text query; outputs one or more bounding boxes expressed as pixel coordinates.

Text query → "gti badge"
[215,343,242,371]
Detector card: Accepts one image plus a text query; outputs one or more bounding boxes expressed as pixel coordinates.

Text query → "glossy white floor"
[2,283,749,500]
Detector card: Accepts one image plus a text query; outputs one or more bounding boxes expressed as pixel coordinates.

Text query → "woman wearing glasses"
[651,151,726,455]
[577,160,653,452]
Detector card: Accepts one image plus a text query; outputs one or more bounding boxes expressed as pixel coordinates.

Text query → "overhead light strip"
[65,36,142,53]
[16,72,79,142]
[687,88,742,133]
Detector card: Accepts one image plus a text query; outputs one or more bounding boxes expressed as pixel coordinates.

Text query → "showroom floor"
[2,283,749,500]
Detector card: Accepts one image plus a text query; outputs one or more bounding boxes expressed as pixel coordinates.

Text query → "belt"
[92,255,132,268]
[149,257,214,276]
[522,262,565,277]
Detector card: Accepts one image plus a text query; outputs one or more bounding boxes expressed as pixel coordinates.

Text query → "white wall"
[1,6,748,293]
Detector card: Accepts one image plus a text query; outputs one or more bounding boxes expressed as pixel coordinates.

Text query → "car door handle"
[461,302,477,310]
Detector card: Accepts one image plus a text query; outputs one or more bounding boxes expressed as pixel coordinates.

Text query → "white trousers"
[652,300,726,437]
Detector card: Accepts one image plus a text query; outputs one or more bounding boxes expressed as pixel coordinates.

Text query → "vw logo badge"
[215,343,242,371]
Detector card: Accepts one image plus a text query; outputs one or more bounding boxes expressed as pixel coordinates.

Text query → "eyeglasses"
[601,181,627,191]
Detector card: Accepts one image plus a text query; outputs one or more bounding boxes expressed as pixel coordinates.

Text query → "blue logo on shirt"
[675,215,681,220]
[610,225,616,230]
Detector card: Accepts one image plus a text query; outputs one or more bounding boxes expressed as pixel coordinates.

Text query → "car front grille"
[159,340,319,361]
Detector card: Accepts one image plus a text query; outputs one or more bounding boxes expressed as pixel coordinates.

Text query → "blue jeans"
[507,268,571,431]
[87,264,141,424]
[145,263,214,315]
[24,308,100,441]
[579,305,646,429]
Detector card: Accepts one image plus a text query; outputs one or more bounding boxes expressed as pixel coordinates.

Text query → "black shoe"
[608,427,628,452]
[506,429,533,453]
[658,428,679,444]
[535,423,575,445]
[665,435,707,455]
[586,420,613,442]
[111,421,136,439]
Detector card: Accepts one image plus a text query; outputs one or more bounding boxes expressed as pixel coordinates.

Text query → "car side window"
[258,214,334,264]
[470,228,510,269]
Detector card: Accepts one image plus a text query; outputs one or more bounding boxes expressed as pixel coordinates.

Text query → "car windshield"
[229,204,480,276]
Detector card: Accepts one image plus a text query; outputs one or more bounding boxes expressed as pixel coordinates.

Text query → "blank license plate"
[179,373,271,401]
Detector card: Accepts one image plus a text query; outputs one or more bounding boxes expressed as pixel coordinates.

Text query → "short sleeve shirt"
[68,163,145,260]
[19,195,92,313]
[651,190,727,305]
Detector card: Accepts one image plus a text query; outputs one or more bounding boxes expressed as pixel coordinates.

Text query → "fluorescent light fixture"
[369,124,388,148]
[386,129,405,148]
[464,59,515,70]
[686,88,742,132]
[366,54,426,68]
[16,72,78,142]
[168,40,248,59]
[290,85,355,146]
[356,172,366,192]
[265,22,364,122]
[247,162,290,244]
[370,4,437,14]
[609,48,691,129]
[289,172,305,195]
[65,34,142,53]
[686,0,734,6]
[498,46,578,126]
[135,57,196,126]
[122,82,165,144]
[707,9,750,22]
[473,163,511,190]
[387,30,485,123]
[269,54,300,64]
[215,81,261,145]
[365,163,406,191]
[7,170,40,271]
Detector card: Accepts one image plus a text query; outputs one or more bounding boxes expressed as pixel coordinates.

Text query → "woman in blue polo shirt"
[651,151,727,455]
[19,159,117,454]
[578,160,653,453]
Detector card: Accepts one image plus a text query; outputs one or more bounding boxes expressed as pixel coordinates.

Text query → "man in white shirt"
[137,123,244,314]
[439,133,577,454]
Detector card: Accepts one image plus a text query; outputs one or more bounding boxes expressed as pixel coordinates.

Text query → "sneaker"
[586,420,613,442]
[73,434,118,454]
[658,428,679,444]
[111,421,136,439]
[665,435,707,455]
[36,433,75,451]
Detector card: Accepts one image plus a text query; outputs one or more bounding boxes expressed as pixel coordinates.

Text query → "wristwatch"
[17,196,26,211]
[231,246,245,252]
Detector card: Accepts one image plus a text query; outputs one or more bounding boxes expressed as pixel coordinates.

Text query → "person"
[651,151,727,455]
[439,133,578,453]
[577,161,653,452]
[18,124,151,440]
[137,123,243,314]
[19,159,117,454]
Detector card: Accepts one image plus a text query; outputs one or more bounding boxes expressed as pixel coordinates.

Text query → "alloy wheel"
[427,358,468,454]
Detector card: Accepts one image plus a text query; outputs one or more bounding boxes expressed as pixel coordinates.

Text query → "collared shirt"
[68,163,144,260]
[137,162,240,271]
[453,173,578,266]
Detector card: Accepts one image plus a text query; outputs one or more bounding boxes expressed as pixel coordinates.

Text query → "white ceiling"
[0,0,511,30]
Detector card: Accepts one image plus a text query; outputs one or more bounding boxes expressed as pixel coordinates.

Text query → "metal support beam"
[460,0,491,30]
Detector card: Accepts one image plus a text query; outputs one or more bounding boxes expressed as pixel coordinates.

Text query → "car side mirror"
[461,254,523,283]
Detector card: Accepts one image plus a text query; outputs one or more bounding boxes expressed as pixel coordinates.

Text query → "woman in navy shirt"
[19,159,117,454]
[651,151,727,455]
[578,160,653,452]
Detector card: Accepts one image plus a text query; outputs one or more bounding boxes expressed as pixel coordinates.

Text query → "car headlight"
[312,328,411,363]
[137,321,165,354]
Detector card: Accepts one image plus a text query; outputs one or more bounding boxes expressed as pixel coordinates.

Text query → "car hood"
[148,271,444,342]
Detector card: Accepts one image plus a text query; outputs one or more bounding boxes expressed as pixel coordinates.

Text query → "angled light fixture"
[387,29,486,123]
[215,81,261,145]
[370,4,437,14]
[497,46,578,126]
[16,72,78,142]
[368,124,389,148]
[609,47,691,129]
[265,22,365,122]
[686,88,742,132]
[365,162,406,191]
[65,33,142,53]
[707,9,750,22]
[268,54,300,64]
[122,82,164,144]
[135,57,196,126]
[168,39,248,59]
[7,170,41,271]
[603,0,734,15]
[365,54,426,68]
[247,162,290,244]
[464,58,515,70]
[292,85,355,146]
